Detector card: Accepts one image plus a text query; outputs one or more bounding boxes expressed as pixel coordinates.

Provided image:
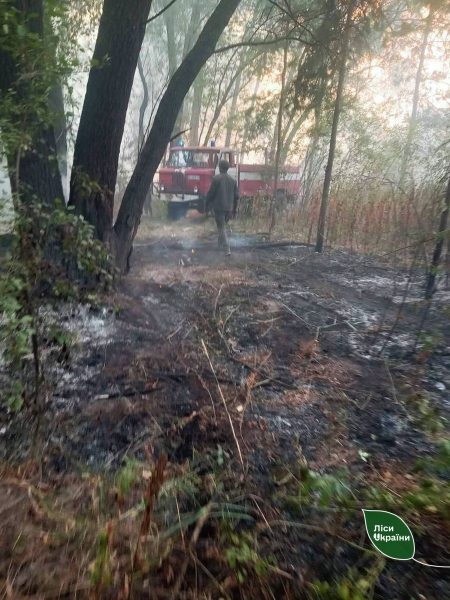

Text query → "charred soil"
[1,219,450,599]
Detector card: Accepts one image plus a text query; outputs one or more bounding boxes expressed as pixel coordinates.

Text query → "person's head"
[219,160,230,173]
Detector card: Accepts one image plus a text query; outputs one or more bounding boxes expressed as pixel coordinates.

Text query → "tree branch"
[214,34,310,54]
[146,0,179,25]
[169,128,190,143]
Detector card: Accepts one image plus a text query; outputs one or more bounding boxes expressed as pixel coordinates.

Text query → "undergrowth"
[3,435,450,599]
[0,200,112,412]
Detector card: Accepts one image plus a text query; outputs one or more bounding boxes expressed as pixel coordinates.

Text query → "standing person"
[206,160,239,255]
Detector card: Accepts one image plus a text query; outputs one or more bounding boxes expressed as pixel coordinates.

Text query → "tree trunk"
[270,42,288,236]
[315,0,355,253]
[425,177,450,300]
[189,74,204,146]
[167,0,201,145]
[0,0,64,208]
[202,57,248,146]
[241,62,264,161]
[399,8,434,189]
[69,0,153,244]
[49,83,68,201]
[114,0,242,273]
[224,3,260,148]
[269,62,297,162]
[225,68,242,147]
[280,107,311,165]
[138,55,150,151]
[164,2,177,78]
[302,105,323,205]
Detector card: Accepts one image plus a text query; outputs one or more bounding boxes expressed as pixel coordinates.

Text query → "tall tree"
[69,0,153,244]
[316,0,356,253]
[398,7,434,188]
[114,0,242,273]
[270,41,289,236]
[167,0,202,145]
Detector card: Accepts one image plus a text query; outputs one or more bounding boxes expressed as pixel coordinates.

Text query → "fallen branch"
[93,387,162,401]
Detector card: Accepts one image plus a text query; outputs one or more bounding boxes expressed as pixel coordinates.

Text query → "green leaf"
[362,510,415,560]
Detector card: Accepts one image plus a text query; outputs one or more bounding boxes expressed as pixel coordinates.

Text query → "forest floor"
[2,214,450,599]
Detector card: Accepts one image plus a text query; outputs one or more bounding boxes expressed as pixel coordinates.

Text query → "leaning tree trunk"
[69,0,153,244]
[0,0,63,208]
[315,0,355,253]
[425,177,450,300]
[114,0,242,274]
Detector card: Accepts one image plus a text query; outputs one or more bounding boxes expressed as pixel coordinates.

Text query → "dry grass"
[236,185,450,266]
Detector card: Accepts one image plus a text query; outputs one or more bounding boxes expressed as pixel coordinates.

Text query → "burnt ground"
[2,219,450,598]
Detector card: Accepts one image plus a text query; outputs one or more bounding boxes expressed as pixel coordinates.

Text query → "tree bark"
[69,0,153,244]
[425,177,450,300]
[315,0,355,253]
[0,0,64,208]
[114,0,242,273]
[399,8,434,189]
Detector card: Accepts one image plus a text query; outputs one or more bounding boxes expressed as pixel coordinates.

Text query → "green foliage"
[0,200,113,410]
[115,458,143,499]
[0,1,76,158]
[91,524,113,588]
[309,559,386,600]
[283,467,355,513]
[406,392,446,434]
[223,530,276,583]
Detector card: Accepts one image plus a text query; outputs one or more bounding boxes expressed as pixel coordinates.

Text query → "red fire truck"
[156,143,301,220]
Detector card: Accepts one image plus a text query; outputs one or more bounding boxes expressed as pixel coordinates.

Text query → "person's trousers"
[214,210,232,253]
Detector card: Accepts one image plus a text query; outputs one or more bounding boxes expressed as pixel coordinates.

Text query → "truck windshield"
[167,150,212,168]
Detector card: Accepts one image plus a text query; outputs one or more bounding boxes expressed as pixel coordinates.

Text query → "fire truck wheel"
[168,203,187,221]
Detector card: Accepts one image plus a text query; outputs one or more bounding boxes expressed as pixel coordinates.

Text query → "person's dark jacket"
[206,173,239,213]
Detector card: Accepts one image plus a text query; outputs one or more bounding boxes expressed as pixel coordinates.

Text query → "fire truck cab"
[157,142,238,220]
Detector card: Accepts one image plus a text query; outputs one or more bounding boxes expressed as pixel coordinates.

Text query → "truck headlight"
[193,186,199,193]
[160,183,165,192]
